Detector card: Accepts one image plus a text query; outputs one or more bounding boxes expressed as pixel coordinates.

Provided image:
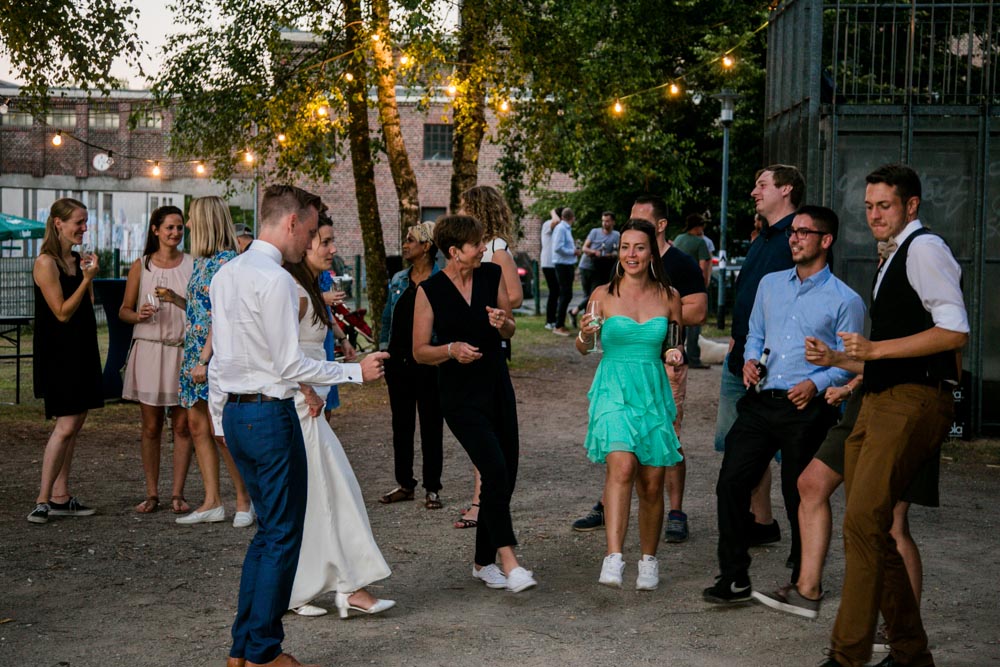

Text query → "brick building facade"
[0,84,572,265]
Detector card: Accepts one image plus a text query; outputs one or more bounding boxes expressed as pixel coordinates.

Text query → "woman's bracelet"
[577,331,593,345]
[447,342,454,359]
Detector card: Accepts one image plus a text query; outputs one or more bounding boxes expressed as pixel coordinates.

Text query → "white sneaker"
[505,566,537,593]
[598,552,625,588]
[472,563,507,589]
[636,555,659,591]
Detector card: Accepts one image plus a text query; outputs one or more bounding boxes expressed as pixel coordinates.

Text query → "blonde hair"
[188,196,237,258]
[41,198,87,274]
[460,185,514,245]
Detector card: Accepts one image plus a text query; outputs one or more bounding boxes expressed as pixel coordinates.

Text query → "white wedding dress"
[288,286,391,608]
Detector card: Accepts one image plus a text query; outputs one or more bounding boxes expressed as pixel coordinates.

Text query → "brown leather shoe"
[247,653,319,667]
[226,658,246,667]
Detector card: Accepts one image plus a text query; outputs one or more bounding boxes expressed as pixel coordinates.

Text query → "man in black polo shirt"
[713,164,804,546]
[571,194,707,544]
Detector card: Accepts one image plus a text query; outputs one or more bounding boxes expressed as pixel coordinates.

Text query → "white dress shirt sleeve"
[906,236,970,334]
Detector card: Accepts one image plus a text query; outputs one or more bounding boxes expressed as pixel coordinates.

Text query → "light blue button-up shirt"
[745,265,865,393]
[552,220,577,265]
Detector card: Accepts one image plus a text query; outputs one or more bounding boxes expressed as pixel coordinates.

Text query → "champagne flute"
[145,293,159,324]
[587,300,603,353]
[155,275,169,302]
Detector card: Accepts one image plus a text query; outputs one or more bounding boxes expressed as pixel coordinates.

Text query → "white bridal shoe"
[334,592,396,619]
[292,604,328,617]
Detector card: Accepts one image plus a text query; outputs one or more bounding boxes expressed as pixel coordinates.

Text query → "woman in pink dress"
[120,206,195,514]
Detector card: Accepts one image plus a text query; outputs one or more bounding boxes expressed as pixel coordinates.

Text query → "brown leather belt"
[227,393,282,403]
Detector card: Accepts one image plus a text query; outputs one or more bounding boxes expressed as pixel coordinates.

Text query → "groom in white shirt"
[209,185,387,667]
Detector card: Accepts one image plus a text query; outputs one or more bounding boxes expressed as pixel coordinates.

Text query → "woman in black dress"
[27,198,104,524]
[412,215,536,593]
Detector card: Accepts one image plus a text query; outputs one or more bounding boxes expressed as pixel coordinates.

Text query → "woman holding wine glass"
[27,198,104,524]
[119,206,195,514]
[574,219,685,591]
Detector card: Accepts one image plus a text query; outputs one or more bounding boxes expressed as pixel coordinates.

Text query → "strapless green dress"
[584,316,682,467]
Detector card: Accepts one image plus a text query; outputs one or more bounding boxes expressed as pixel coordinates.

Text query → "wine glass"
[145,293,159,324]
[587,300,603,353]
[80,243,95,270]
[155,275,169,302]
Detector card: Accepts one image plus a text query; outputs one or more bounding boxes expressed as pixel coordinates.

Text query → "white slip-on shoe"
[505,566,537,593]
[472,563,507,589]
[636,555,659,591]
[599,553,625,588]
[233,503,255,528]
[175,505,225,525]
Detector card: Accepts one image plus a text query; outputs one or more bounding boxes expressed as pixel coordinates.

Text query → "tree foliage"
[495,0,770,253]
[0,0,143,109]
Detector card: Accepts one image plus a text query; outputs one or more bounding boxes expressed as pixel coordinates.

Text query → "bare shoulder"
[33,254,58,279]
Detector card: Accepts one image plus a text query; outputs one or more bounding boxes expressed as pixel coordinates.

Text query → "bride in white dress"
[285,213,395,619]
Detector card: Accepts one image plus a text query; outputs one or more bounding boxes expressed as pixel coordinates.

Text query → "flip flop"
[135,496,159,514]
[171,495,190,514]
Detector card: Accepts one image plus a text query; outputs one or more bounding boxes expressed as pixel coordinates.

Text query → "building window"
[134,110,164,129]
[89,111,120,129]
[0,112,33,127]
[420,206,447,223]
[423,124,453,160]
[46,110,77,129]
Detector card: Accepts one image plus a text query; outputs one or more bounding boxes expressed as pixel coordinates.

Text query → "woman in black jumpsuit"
[413,215,536,593]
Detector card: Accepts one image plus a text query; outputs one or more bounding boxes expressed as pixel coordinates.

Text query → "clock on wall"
[92,153,114,171]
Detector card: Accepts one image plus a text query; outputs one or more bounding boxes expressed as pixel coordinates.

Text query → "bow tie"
[878,240,898,261]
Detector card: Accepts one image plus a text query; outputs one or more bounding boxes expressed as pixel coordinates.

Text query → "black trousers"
[716,390,836,583]
[554,263,576,328]
[542,267,560,324]
[385,359,444,492]
[443,377,520,566]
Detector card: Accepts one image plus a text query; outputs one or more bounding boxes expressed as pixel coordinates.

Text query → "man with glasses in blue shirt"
[704,205,865,604]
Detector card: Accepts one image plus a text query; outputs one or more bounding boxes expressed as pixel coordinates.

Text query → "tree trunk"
[372,0,421,248]
[345,0,387,340]
[449,0,489,214]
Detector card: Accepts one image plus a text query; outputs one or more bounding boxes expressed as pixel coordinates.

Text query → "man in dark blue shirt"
[712,164,804,546]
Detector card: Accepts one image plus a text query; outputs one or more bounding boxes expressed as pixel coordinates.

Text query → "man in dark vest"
[821,165,968,667]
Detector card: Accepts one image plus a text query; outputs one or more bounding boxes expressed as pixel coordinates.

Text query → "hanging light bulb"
[244,151,255,164]
[277,133,287,143]
[196,161,206,174]
[52,131,63,146]
[0,101,8,115]
[152,162,161,176]
[107,150,114,167]
[447,83,457,96]
[669,83,681,96]
[613,99,624,115]
[371,33,380,42]
[399,54,410,66]
[317,105,329,117]
[499,99,510,112]
[722,55,735,69]
[344,72,354,82]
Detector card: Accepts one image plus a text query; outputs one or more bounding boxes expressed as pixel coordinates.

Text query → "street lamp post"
[713,88,739,330]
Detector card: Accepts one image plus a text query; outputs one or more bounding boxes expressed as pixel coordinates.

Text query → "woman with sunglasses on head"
[378,221,445,511]
[27,198,103,524]
[575,218,684,591]
[120,205,195,515]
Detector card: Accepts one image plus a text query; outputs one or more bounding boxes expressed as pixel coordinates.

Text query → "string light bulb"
[152,162,161,176]
[277,133,287,143]
[499,99,510,112]
[317,105,329,117]
[371,33,380,42]
[0,101,8,115]
[52,131,63,146]
[399,54,410,66]
[669,83,681,96]
[612,99,624,115]
[447,83,457,96]
[244,151,255,164]
[344,72,354,82]
[722,55,735,69]
[196,161,206,174]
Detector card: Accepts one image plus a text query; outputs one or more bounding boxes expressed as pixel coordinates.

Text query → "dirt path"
[2,332,998,666]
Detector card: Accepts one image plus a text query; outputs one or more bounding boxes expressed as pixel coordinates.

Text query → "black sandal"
[453,503,479,529]
[379,486,415,504]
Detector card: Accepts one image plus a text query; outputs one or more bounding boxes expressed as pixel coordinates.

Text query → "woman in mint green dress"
[575,219,685,591]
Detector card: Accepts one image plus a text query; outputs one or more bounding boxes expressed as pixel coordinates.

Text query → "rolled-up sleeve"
[906,238,969,334]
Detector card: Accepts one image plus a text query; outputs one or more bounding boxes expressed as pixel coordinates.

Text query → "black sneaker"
[27,503,50,524]
[702,575,752,604]
[664,509,689,543]
[48,497,96,517]
[571,502,604,532]
[749,519,781,546]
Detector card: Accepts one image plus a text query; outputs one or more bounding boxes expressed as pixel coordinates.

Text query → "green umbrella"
[0,212,46,241]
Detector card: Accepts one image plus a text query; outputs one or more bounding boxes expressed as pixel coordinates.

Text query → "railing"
[824,1,998,105]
